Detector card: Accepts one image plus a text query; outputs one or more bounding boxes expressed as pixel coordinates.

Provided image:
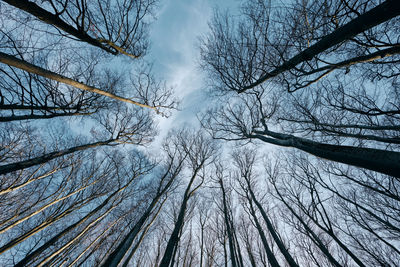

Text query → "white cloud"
[148,0,214,151]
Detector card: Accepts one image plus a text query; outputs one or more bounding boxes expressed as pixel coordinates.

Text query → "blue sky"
[147,0,238,148]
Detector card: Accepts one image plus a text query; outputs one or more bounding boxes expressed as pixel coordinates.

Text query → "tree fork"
[240,0,400,91]
[0,0,138,57]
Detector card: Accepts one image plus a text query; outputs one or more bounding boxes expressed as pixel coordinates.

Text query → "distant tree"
[265,151,400,266]
[232,148,298,267]
[159,129,216,267]
[101,133,189,266]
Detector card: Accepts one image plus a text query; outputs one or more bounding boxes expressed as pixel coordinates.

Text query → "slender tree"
[101,136,188,267]
[159,130,216,267]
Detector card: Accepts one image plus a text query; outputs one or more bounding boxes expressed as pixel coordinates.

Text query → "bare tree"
[213,163,245,267]
[0,104,154,175]
[0,2,177,115]
[159,129,217,267]
[233,148,298,267]
[200,0,400,178]
[0,51,176,111]
[1,0,157,58]
[101,133,189,266]
[200,0,400,93]
[1,150,154,266]
[263,151,400,266]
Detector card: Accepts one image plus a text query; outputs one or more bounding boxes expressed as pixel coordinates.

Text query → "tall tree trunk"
[0,182,93,235]
[232,222,245,267]
[0,52,155,109]
[248,187,299,267]
[159,195,190,266]
[0,167,61,195]
[219,179,239,267]
[0,112,92,122]
[36,206,115,267]
[250,130,400,178]
[0,195,96,254]
[247,199,281,267]
[1,0,139,58]
[14,181,130,267]
[0,104,82,111]
[159,165,202,267]
[68,212,124,266]
[271,182,343,267]
[0,139,115,175]
[101,162,183,267]
[121,198,167,267]
[240,0,400,91]
[199,222,205,267]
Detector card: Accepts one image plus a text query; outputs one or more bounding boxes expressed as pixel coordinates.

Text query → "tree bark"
[247,198,281,267]
[121,201,165,267]
[219,179,241,267]
[250,130,400,178]
[271,182,343,267]
[0,182,93,235]
[0,167,60,196]
[68,216,123,266]
[14,181,130,266]
[0,196,94,254]
[101,160,185,267]
[0,112,91,122]
[159,165,203,267]
[1,0,119,55]
[37,206,115,267]
[240,0,400,91]
[0,139,115,175]
[0,52,156,109]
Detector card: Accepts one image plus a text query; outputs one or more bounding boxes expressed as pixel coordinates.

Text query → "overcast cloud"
[147,0,237,149]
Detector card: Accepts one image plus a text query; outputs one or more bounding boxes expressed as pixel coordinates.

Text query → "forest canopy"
[0,0,399,266]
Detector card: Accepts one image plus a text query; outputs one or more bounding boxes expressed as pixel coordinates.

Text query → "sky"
[146,0,238,149]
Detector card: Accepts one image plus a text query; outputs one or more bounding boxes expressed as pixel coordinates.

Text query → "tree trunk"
[121,198,166,267]
[36,206,115,267]
[68,212,123,266]
[271,183,343,267]
[0,182,93,235]
[251,131,400,178]
[219,179,240,267]
[0,167,60,196]
[240,0,400,91]
[101,164,182,267]
[1,0,118,55]
[159,166,202,267]
[14,182,129,266]
[0,112,91,122]
[159,196,189,267]
[247,198,281,267]
[248,188,299,267]
[0,52,155,109]
[0,195,95,254]
[0,139,115,175]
